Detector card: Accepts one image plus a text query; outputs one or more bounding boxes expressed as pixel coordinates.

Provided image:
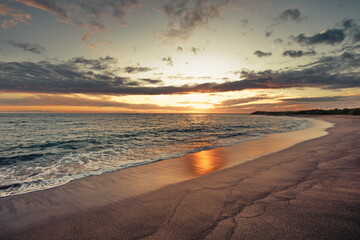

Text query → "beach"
[1,115,360,239]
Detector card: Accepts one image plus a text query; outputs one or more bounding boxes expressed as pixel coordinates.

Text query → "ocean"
[0,113,311,197]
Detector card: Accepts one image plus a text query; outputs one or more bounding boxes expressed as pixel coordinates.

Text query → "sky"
[0,0,359,113]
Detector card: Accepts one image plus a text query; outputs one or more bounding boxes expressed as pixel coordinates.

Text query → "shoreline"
[2,116,359,239]
[0,115,314,199]
[0,116,326,199]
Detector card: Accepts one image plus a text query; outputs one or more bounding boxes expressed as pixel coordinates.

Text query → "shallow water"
[0,113,311,197]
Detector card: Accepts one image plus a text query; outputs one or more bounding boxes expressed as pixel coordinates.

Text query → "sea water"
[0,113,311,197]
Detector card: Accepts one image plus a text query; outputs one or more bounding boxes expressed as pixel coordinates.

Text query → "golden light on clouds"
[0,87,358,113]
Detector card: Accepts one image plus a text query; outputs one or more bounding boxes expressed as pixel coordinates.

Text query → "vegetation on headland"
[251,108,360,116]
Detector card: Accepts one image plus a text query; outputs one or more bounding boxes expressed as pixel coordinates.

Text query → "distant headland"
[251,108,360,116]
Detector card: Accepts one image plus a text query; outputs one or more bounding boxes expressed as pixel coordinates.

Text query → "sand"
[1,116,360,239]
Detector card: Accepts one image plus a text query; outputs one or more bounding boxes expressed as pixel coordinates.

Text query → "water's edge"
[0,116,332,199]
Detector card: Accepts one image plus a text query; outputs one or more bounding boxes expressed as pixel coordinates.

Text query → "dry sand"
[1,116,360,239]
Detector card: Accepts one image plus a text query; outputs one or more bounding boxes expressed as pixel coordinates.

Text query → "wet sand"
[1,116,360,239]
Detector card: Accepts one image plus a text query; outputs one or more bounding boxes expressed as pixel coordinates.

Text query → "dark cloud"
[281,96,345,102]
[265,9,303,40]
[0,53,359,95]
[238,52,360,90]
[292,29,346,45]
[7,40,46,54]
[0,57,145,94]
[70,56,117,71]
[274,38,283,44]
[282,50,316,58]
[123,66,153,74]
[278,8,303,22]
[191,47,200,55]
[0,3,31,29]
[342,19,356,30]
[163,0,230,39]
[138,78,163,85]
[338,44,360,52]
[265,29,273,37]
[161,57,173,66]
[341,19,360,43]
[254,50,272,58]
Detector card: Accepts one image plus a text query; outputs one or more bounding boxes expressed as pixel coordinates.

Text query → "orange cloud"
[0,4,31,29]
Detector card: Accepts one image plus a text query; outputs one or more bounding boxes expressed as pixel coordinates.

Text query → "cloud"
[353,33,360,43]
[292,29,346,45]
[162,0,230,39]
[342,19,356,29]
[265,8,305,36]
[161,57,173,66]
[254,50,272,57]
[5,0,228,42]
[239,18,252,36]
[265,29,273,37]
[7,40,45,54]
[219,96,270,106]
[138,78,163,85]
[0,94,188,111]
[0,53,359,95]
[341,19,360,43]
[281,96,345,102]
[0,3,31,29]
[237,52,359,90]
[0,57,147,94]
[274,38,283,44]
[212,94,360,113]
[123,66,153,74]
[70,56,117,71]
[80,32,92,42]
[278,8,303,22]
[240,18,249,28]
[282,50,316,58]
[14,0,142,32]
[191,47,200,55]
[276,95,360,110]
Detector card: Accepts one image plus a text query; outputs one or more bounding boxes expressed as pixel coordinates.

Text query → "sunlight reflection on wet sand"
[185,148,226,176]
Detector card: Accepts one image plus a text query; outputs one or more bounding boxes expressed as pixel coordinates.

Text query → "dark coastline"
[251,107,360,116]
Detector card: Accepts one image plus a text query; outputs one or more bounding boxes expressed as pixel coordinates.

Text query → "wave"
[0,114,312,197]
[0,153,52,166]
